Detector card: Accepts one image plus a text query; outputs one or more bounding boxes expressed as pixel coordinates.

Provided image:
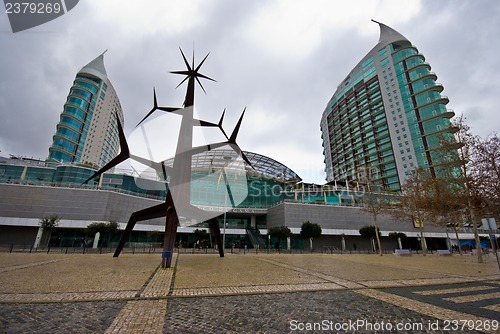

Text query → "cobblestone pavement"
[381,281,500,321]
[0,253,499,333]
[0,301,126,333]
[164,290,486,334]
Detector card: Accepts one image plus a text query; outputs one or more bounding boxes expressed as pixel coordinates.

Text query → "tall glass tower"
[48,53,124,168]
[321,20,456,191]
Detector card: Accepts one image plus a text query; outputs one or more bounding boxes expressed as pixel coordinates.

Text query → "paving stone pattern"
[0,301,125,334]
[164,290,483,334]
[105,299,167,334]
[383,281,500,322]
[0,253,499,333]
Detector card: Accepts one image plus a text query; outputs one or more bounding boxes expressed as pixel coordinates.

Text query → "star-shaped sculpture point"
[170,48,216,96]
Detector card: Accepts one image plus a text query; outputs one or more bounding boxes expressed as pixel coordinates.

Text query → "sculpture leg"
[114,202,169,257]
[162,192,179,268]
[162,210,178,268]
[208,217,224,258]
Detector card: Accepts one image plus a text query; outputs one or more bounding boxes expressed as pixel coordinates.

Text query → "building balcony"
[48,145,76,158]
[418,109,455,124]
[412,83,444,96]
[407,61,431,72]
[410,71,437,82]
[416,95,449,110]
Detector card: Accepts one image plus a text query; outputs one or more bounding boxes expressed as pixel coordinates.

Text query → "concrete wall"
[307,235,399,252]
[270,201,456,252]
[1,184,489,251]
[0,184,165,226]
[267,202,445,234]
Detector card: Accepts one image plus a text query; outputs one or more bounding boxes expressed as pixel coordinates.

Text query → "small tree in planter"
[193,229,209,248]
[268,226,292,250]
[359,225,382,254]
[86,221,119,247]
[39,215,60,247]
[388,232,407,250]
[300,221,322,252]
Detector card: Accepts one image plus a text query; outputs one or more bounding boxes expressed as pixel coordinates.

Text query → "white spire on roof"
[371,19,409,45]
[78,51,108,80]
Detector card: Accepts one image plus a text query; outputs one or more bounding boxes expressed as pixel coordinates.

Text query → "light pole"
[222,155,232,251]
[223,189,227,251]
[482,218,500,272]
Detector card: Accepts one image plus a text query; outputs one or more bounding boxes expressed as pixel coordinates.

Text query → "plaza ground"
[0,252,499,333]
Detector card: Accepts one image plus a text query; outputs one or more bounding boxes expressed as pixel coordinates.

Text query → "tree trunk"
[374,215,383,256]
[469,202,483,263]
[453,225,463,256]
[40,228,52,248]
[416,212,426,256]
[420,230,427,256]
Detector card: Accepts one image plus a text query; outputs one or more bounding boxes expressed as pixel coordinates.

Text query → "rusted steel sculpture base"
[112,191,224,268]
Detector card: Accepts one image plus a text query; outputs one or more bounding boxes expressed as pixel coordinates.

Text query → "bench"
[437,249,452,256]
[394,249,411,256]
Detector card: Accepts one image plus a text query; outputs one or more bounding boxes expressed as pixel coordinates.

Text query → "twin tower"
[48,53,123,169]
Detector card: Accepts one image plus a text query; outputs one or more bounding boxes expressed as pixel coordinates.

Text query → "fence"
[0,244,482,256]
[0,244,163,255]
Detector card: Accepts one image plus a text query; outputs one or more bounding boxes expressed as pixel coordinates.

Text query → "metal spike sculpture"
[84,48,252,267]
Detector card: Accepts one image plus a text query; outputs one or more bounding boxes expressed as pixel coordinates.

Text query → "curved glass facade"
[49,74,100,163]
[321,21,456,191]
[164,149,302,208]
[390,43,455,176]
[48,54,123,168]
[2,149,302,208]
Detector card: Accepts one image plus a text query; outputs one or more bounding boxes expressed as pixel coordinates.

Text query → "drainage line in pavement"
[136,264,161,298]
[167,254,179,296]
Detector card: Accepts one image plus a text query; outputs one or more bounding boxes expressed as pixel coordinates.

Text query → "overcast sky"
[1,0,499,184]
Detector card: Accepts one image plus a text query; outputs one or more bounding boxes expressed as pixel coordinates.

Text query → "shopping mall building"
[0,152,482,252]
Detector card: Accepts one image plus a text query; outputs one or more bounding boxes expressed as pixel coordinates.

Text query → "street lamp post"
[222,155,232,252]
[482,218,500,272]
[223,190,227,251]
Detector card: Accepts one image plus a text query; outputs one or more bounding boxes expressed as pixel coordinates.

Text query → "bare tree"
[393,118,498,260]
[353,164,401,256]
[471,133,500,218]
[422,167,465,256]
[436,116,484,262]
[359,191,395,256]
[392,168,437,255]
